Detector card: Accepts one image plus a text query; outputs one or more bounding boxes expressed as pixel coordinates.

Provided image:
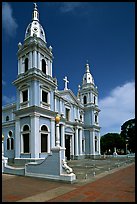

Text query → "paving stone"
[2,157,135,202]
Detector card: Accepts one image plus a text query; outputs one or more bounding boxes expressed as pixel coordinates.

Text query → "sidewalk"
[2,163,135,202]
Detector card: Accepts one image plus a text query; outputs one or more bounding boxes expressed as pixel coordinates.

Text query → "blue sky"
[2,2,135,135]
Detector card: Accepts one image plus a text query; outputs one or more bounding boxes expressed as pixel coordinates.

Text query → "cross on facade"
[63,76,69,90]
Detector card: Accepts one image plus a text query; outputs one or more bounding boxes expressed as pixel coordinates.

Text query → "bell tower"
[13,3,57,111]
[77,62,101,157]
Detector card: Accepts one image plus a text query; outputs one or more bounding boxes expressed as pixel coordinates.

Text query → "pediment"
[58,89,83,107]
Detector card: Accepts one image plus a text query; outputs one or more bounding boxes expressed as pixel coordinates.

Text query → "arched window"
[80,115,82,121]
[95,136,98,152]
[6,116,9,122]
[7,131,14,150]
[42,59,46,74]
[83,96,87,105]
[95,115,98,123]
[25,58,28,72]
[41,125,48,132]
[41,125,48,152]
[9,131,12,137]
[94,96,96,104]
[22,125,30,153]
[23,125,29,132]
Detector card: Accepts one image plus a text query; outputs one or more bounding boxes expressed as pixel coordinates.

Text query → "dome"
[24,3,46,43]
[82,63,94,85]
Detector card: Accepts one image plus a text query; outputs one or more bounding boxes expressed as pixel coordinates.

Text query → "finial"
[32,2,39,21]
[33,2,38,9]
[85,61,90,73]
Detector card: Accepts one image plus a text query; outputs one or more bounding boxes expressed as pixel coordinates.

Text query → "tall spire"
[32,2,39,21]
[25,3,46,42]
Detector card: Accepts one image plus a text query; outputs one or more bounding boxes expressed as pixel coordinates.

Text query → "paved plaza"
[2,157,135,202]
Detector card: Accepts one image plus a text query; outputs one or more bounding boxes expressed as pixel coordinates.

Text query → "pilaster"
[29,51,33,69]
[15,117,20,158]
[37,52,41,69]
[30,113,40,158]
[79,128,82,155]
[74,127,78,156]
[33,50,37,68]
[61,124,65,148]
[50,118,55,148]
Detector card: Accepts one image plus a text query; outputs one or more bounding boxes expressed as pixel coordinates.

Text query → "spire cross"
[63,76,69,90]
[33,2,38,9]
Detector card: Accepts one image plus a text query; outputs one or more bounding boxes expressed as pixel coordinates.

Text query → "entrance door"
[65,135,70,160]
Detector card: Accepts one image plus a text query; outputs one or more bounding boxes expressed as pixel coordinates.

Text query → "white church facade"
[2,4,101,165]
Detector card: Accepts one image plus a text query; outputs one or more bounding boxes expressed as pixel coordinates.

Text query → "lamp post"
[55,114,61,147]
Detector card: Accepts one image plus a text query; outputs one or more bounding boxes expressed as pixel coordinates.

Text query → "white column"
[75,127,78,156]
[29,51,33,69]
[98,133,101,154]
[56,123,60,146]
[50,61,52,77]
[90,92,92,102]
[15,117,20,158]
[30,113,39,158]
[50,118,55,148]
[33,50,37,68]
[60,99,62,113]
[55,97,57,112]
[47,133,50,153]
[38,52,40,69]
[61,124,65,148]
[79,128,82,155]
[91,131,95,155]
[20,58,23,73]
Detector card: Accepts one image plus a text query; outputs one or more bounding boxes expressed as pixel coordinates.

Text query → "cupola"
[25,3,46,43]
[82,63,94,86]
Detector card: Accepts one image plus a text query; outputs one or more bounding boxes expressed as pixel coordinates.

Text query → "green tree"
[100,133,125,155]
[120,118,135,153]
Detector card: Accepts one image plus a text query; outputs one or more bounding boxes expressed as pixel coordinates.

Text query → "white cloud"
[60,2,83,13]
[99,81,135,136]
[2,2,18,37]
[3,95,16,104]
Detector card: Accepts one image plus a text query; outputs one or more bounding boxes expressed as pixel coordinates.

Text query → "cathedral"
[2,3,101,165]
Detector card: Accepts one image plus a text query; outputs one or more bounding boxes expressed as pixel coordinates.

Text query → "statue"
[62,159,73,174]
